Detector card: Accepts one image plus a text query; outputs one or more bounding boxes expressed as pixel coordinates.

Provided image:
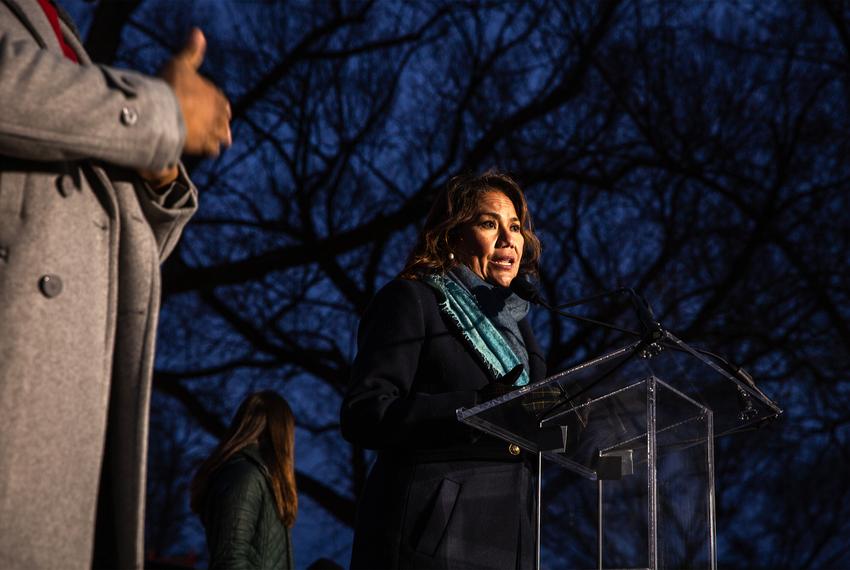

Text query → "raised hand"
[161,28,232,157]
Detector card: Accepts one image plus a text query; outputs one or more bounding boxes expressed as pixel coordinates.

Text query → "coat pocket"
[413,477,461,557]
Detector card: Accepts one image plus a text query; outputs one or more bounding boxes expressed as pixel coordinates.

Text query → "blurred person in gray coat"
[0,0,232,568]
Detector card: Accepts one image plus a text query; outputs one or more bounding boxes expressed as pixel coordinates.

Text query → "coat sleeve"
[340,280,479,450]
[133,162,198,262]
[204,462,265,570]
[0,32,184,171]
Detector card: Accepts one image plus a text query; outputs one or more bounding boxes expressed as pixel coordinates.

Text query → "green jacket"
[203,445,294,569]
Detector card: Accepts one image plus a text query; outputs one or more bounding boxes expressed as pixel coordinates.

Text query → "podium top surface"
[457,331,782,477]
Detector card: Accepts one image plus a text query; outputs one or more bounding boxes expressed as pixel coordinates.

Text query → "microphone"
[510,277,545,306]
[512,277,779,425]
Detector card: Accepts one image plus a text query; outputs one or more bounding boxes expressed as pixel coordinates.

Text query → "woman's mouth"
[490,255,516,269]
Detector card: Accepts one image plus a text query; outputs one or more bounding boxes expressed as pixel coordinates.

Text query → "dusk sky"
[62,1,850,568]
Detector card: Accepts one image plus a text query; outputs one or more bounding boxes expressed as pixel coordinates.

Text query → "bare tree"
[63,0,850,566]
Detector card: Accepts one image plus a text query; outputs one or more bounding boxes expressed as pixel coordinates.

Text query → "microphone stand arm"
[547,305,640,338]
[528,281,779,425]
[554,287,632,310]
[551,287,665,347]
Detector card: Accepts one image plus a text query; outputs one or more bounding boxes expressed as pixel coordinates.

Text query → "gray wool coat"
[0,1,197,569]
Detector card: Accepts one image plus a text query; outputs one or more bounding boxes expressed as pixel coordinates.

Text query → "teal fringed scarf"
[422,270,530,386]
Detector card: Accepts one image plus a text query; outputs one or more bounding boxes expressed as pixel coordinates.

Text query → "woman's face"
[455,190,524,288]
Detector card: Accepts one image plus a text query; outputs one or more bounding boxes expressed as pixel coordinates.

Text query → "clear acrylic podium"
[457,331,782,570]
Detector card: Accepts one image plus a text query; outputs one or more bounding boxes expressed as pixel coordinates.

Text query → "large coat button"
[38,274,63,298]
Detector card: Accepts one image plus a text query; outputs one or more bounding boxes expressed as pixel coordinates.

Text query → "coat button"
[120,107,139,126]
[508,443,521,456]
[38,274,63,298]
[57,174,76,197]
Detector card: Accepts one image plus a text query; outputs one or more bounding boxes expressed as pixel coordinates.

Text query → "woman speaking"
[341,170,545,569]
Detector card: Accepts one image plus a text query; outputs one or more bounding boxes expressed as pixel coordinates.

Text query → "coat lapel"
[55,15,90,64]
[52,1,91,64]
[0,0,90,63]
[51,0,81,41]
[518,318,546,382]
[0,0,48,47]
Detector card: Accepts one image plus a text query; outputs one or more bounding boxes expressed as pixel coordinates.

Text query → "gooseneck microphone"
[512,277,772,420]
[509,276,545,306]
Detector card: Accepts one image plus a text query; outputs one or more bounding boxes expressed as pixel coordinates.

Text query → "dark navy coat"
[341,278,546,569]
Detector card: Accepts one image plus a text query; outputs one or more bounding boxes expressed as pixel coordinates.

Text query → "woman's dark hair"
[400,169,541,279]
[190,391,298,528]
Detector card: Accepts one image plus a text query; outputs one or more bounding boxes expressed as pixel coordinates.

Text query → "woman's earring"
[448,252,455,261]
